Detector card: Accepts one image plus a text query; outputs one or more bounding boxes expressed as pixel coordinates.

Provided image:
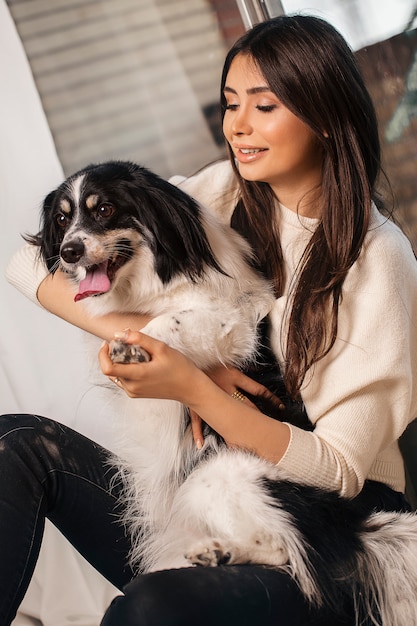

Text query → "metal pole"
[236,0,285,30]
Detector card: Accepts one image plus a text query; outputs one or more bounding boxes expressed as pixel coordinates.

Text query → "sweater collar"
[277,201,320,231]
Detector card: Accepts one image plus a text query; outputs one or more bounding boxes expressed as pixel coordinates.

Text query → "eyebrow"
[223,86,272,95]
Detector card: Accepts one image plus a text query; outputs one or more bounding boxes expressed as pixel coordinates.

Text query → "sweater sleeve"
[170,160,238,223]
[276,219,417,498]
[5,243,48,307]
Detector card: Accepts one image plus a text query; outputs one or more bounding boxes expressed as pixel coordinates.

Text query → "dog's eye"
[97,203,115,219]
[56,213,70,228]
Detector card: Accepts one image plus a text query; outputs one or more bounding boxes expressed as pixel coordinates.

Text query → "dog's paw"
[109,339,151,364]
[185,539,231,567]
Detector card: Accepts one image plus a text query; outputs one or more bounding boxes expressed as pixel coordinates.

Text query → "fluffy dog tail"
[259,476,417,625]
[357,510,417,625]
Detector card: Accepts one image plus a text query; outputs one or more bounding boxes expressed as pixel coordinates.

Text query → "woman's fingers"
[189,410,204,450]
[206,365,285,411]
[98,330,201,404]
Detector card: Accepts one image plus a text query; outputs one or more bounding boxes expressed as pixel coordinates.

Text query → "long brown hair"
[221,15,381,397]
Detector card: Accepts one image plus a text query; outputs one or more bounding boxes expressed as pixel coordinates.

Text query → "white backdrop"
[0,1,118,623]
[282,0,415,50]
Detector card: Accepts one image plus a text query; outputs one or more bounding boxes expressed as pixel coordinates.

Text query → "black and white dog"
[29,160,417,625]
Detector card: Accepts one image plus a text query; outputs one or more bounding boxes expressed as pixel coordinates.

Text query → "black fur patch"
[26,160,226,284]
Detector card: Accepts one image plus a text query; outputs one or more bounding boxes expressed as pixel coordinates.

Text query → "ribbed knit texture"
[6,244,48,308]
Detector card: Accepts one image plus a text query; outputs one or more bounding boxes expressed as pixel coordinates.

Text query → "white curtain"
[0,1,118,623]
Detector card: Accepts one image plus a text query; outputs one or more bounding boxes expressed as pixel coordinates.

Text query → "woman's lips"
[234,146,268,163]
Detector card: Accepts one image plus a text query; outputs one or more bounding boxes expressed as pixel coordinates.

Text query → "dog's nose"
[61,239,85,264]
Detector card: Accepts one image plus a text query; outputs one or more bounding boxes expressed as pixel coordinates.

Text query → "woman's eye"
[225,103,239,111]
[56,213,69,228]
[256,104,277,113]
[97,203,115,218]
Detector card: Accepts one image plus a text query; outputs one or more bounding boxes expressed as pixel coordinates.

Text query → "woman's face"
[223,54,323,214]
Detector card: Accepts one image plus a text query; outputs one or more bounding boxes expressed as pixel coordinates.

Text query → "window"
[7,0,245,178]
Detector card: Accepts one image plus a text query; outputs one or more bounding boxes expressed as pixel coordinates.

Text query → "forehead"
[58,172,101,212]
[58,193,99,212]
[224,54,269,93]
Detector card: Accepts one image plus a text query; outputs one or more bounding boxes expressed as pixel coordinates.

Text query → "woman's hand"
[205,365,284,405]
[99,330,216,450]
[98,329,203,404]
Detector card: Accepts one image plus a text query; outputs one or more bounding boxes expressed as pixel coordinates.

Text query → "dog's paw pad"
[109,339,150,363]
[185,540,231,567]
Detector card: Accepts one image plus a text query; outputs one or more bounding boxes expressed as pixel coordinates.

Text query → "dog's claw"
[185,541,231,567]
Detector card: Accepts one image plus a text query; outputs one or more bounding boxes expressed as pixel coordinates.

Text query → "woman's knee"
[0,413,57,442]
[101,572,187,626]
[0,413,63,456]
[100,565,302,626]
[0,413,73,493]
[0,412,37,432]
[0,413,44,452]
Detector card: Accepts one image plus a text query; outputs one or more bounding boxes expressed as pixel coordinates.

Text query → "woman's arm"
[7,243,278,450]
[270,222,417,497]
[38,270,151,341]
[40,271,283,449]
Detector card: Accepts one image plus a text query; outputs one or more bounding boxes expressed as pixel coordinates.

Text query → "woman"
[3,14,417,626]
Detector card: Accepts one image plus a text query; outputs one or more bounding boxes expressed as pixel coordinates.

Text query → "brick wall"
[208,0,245,50]
[357,29,417,250]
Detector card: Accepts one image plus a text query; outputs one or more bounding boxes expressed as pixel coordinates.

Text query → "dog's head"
[26,161,223,301]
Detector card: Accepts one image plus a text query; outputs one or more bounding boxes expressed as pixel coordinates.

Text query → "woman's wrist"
[185,370,291,464]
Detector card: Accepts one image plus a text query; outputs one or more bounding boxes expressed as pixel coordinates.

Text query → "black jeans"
[0,414,410,626]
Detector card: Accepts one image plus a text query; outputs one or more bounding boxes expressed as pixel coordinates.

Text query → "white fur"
[358,512,417,625]
[81,209,274,368]
[139,450,319,602]
[73,199,280,568]
[58,171,417,625]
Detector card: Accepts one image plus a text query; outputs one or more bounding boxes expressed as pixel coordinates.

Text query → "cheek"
[261,116,296,149]
[277,121,319,162]
[222,115,231,141]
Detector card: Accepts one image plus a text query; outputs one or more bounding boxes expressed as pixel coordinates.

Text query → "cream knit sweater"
[7,161,417,498]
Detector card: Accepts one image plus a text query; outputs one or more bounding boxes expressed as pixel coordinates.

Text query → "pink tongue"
[74,262,111,302]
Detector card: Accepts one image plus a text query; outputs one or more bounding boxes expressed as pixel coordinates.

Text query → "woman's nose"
[231,108,252,136]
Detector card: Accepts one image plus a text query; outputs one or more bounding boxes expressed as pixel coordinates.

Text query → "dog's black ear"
[130,170,225,284]
[23,189,62,272]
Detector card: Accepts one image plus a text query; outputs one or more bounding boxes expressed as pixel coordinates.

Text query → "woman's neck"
[270,180,322,219]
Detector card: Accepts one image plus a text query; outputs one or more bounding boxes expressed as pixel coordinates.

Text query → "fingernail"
[114,329,130,340]
[196,439,203,450]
